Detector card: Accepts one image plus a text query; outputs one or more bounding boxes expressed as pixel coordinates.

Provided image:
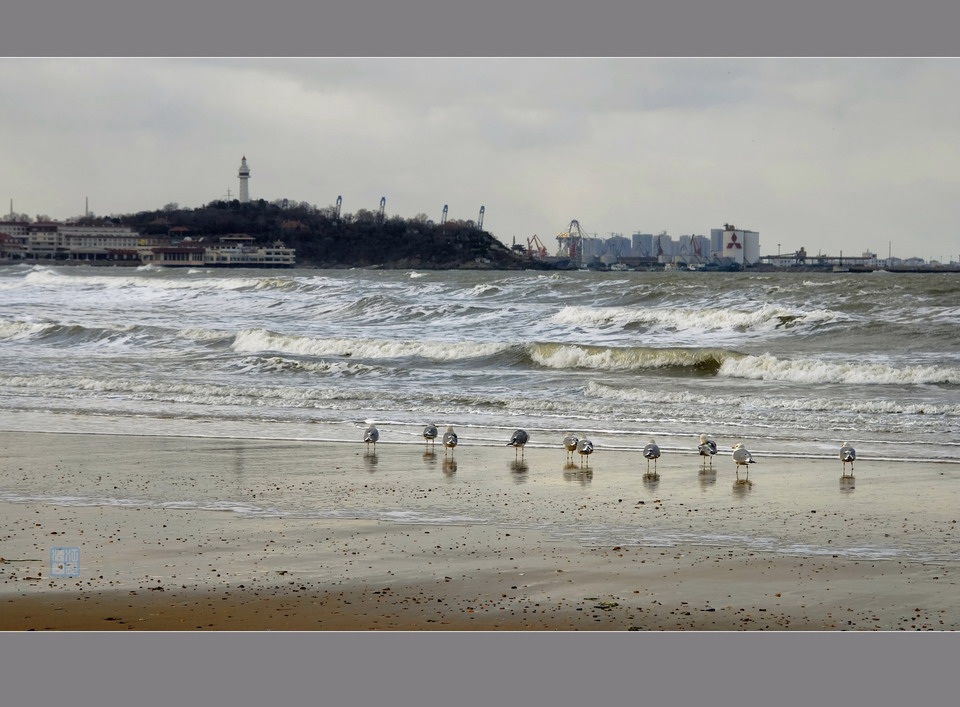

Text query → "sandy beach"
[1,431,957,631]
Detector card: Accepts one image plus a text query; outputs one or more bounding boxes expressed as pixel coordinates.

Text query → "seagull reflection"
[563,464,593,485]
[732,478,753,495]
[698,468,717,488]
[642,473,660,490]
[510,459,529,483]
[442,457,458,475]
[364,452,379,471]
[422,449,437,463]
[839,476,855,493]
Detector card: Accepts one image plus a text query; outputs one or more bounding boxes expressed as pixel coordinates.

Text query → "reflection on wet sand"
[442,457,457,475]
[698,468,717,488]
[732,478,753,495]
[563,463,593,485]
[510,460,529,483]
[839,476,855,493]
[364,452,379,470]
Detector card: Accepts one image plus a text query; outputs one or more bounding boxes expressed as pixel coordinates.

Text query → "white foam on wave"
[530,343,728,371]
[0,372,360,407]
[232,328,510,361]
[235,355,381,377]
[550,304,840,333]
[584,380,960,416]
[719,353,960,386]
[0,319,51,340]
[22,267,301,293]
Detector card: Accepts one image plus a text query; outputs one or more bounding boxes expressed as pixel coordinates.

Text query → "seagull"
[840,442,856,476]
[731,443,756,479]
[363,422,379,451]
[423,423,439,448]
[576,438,594,465]
[643,439,661,473]
[563,433,579,461]
[507,429,529,459]
[698,434,718,467]
[442,425,458,456]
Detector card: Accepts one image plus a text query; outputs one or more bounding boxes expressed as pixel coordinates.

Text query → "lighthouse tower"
[238,156,251,203]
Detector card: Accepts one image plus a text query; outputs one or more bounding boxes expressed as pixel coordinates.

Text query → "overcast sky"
[3,57,958,261]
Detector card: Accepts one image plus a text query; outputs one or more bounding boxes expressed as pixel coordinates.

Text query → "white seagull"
[731,443,756,479]
[563,433,579,461]
[423,423,439,448]
[576,438,594,465]
[643,439,661,473]
[442,425,458,456]
[698,434,718,467]
[363,422,379,451]
[840,442,856,476]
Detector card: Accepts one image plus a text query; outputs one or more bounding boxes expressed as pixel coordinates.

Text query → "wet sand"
[1,431,958,630]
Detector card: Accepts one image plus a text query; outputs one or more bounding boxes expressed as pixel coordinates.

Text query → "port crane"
[555,219,587,263]
[526,234,549,258]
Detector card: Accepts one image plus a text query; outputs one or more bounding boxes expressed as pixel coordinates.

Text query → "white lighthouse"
[238,156,251,203]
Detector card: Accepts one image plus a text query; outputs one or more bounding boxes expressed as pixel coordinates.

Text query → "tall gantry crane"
[556,219,586,263]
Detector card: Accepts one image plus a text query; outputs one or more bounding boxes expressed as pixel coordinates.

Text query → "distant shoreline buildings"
[531,221,952,272]
[3,157,956,271]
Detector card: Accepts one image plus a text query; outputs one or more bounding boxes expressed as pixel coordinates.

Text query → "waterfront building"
[140,234,295,268]
[631,232,655,258]
[0,219,294,267]
[717,224,760,265]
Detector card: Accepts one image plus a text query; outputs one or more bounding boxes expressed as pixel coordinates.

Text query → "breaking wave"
[550,304,841,333]
[530,343,735,373]
[719,353,960,386]
[231,328,511,361]
[20,267,312,293]
[584,381,960,416]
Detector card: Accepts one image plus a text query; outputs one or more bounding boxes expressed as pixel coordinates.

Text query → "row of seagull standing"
[366,423,855,476]
[419,423,458,456]
[696,433,755,478]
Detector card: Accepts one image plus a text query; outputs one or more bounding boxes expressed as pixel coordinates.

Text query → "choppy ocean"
[2,264,957,459]
[2,265,959,563]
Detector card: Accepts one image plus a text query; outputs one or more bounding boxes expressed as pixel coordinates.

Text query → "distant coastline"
[3,257,959,274]
[3,200,955,272]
